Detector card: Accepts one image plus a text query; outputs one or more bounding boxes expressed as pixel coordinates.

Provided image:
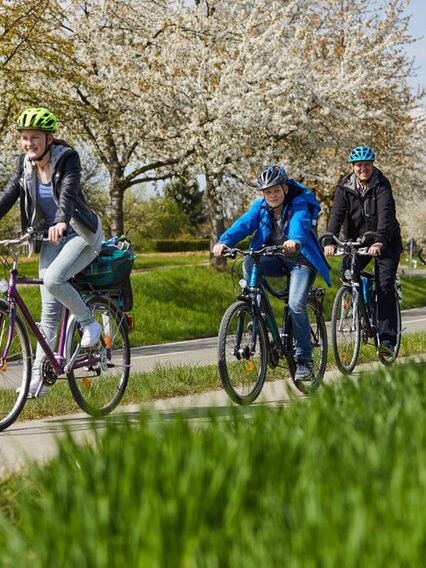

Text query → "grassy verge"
[0,361,425,566]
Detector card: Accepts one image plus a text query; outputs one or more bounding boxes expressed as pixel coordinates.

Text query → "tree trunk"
[109,167,125,236]
[205,174,227,269]
[109,173,125,236]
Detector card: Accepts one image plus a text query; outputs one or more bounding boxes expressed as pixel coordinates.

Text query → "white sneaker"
[27,381,49,398]
[16,379,49,399]
[80,320,102,348]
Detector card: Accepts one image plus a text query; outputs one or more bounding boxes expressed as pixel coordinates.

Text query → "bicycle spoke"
[331,287,361,374]
[218,302,268,404]
[66,297,130,416]
[0,303,31,431]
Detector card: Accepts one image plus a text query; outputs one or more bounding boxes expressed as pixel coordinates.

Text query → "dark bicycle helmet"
[348,145,375,163]
[257,166,288,190]
[16,107,57,133]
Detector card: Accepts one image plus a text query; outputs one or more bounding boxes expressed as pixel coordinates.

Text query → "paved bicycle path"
[129,306,426,373]
[1,355,425,478]
[1,306,425,478]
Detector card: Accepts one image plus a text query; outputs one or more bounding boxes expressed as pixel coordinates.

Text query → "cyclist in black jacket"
[324,145,402,354]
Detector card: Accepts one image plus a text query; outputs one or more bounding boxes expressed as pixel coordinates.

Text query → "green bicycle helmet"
[16,107,57,133]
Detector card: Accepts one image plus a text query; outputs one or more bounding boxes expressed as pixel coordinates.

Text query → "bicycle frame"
[3,269,69,373]
[2,268,106,378]
[341,244,379,340]
[241,251,293,358]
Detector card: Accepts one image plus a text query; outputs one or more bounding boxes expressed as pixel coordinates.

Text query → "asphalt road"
[0,306,425,477]
[130,306,426,372]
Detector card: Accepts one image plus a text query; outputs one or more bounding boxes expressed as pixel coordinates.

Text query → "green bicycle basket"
[74,236,135,288]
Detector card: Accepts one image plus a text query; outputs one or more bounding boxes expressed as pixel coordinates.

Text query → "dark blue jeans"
[243,256,316,363]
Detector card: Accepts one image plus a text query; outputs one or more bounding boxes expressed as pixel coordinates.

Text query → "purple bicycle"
[0,231,130,431]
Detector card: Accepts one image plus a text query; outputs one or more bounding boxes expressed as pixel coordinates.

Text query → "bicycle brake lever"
[357,247,369,255]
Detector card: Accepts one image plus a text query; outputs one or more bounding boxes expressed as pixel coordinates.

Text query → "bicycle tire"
[377,289,402,366]
[331,286,361,374]
[218,301,268,405]
[66,296,130,416]
[291,299,328,394]
[0,300,32,431]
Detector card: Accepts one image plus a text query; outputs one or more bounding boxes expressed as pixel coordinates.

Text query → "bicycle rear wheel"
[331,286,361,374]
[66,296,130,416]
[218,301,268,405]
[377,289,402,366]
[291,299,328,394]
[0,300,32,431]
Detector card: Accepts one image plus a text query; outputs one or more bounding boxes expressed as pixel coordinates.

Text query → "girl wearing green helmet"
[0,107,104,397]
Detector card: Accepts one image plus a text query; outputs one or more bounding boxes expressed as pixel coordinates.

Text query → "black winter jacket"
[325,167,401,250]
[0,143,98,236]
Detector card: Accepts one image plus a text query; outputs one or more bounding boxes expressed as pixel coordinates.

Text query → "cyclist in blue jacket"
[213,165,330,381]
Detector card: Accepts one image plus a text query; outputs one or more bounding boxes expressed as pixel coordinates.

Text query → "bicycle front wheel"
[66,296,130,416]
[331,286,361,374]
[218,301,268,405]
[0,300,32,431]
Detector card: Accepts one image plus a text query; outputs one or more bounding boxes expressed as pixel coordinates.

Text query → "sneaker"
[295,362,313,381]
[27,382,49,398]
[16,380,49,399]
[80,320,102,348]
[378,340,394,356]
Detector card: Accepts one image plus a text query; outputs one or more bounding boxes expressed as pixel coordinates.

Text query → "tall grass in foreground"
[0,362,425,567]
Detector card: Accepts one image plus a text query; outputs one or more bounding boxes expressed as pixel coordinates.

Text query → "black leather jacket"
[325,167,401,251]
[0,143,99,235]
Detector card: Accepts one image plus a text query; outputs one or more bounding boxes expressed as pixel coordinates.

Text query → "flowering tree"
[157,0,422,250]
[0,0,423,246]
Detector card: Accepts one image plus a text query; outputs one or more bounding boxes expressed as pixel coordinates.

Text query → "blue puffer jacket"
[218,184,331,286]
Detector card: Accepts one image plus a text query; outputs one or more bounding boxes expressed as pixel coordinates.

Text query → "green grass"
[0,361,425,566]
[6,251,210,279]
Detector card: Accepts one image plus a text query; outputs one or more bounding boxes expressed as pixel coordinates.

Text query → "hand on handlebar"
[367,242,383,257]
[212,243,228,257]
[282,240,299,254]
[48,222,67,245]
[324,245,336,256]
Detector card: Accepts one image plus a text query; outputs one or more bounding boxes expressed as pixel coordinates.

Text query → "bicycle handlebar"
[0,227,65,249]
[220,244,298,259]
[0,228,62,260]
[320,231,380,255]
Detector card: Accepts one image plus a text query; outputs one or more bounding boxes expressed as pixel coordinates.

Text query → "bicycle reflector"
[126,314,134,332]
[0,279,8,293]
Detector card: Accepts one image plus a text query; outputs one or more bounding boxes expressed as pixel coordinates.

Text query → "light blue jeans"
[33,230,103,381]
[243,256,316,363]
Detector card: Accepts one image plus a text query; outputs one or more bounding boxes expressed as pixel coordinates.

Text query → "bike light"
[239,278,248,289]
[0,279,8,293]
[344,269,351,281]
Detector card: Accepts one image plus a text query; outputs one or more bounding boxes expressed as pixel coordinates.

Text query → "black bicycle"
[217,246,328,404]
[322,232,402,374]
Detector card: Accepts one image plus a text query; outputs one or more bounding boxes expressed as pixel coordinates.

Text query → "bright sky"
[404,0,426,94]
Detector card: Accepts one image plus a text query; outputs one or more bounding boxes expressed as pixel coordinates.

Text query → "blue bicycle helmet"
[348,145,375,163]
[257,166,288,190]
